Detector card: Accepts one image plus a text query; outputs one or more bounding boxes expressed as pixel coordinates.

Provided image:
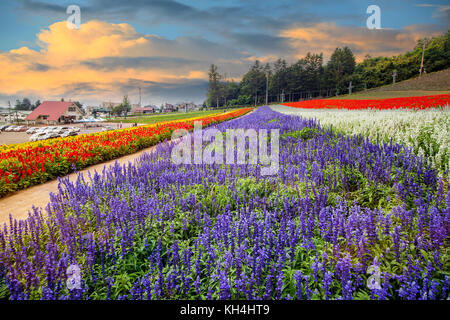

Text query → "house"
[130,104,140,113]
[134,105,157,114]
[162,103,176,113]
[1,110,32,122]
[25,101,84,125]
[177,102,199,112]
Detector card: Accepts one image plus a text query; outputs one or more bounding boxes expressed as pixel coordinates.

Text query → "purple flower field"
[0,106,448,300]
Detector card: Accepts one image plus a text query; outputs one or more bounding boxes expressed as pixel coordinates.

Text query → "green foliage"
[326,47,356,91]
[282,128,320,140]
[206,30,449,103]
[207,64,221,107]
[14,98,33,111]
[354,31,450,90]
[112,95,132,116]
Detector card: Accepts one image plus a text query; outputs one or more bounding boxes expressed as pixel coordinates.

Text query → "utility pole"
[139,87,142,107]
[419,41,426,77]
[265,72,269,105]
[7,101,11,123]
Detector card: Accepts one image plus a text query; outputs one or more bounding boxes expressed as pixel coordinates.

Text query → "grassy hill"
[329,68,450,100]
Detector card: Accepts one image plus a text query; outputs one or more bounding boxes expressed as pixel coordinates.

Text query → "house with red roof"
[134,105,157,115]
[25,101,84,125]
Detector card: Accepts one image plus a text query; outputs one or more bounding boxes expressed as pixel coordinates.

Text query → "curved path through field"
[0,142,165,225]
[0,109,255,225]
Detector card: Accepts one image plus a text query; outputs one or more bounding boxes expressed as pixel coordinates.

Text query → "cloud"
[434,6,450,27]
[27,63,51,72]
[279,22,445,62]
[81,56,202,71]
[224,32,293,55]
[1,3,447,105]
[0,19,247,105]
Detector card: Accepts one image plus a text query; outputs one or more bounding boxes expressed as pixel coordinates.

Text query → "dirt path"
[0,142,163,225]
[0,109,255,225]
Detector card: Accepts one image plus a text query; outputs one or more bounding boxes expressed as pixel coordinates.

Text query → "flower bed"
[0,107,448,300]
[0,108,252,197]
[282,94,450,110]
[272,105,450,175]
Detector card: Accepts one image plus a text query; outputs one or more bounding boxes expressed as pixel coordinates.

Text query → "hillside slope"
[370,68,450,92]
[328,68,450,99]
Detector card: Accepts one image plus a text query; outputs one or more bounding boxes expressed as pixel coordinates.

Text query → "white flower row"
[271,104,450,175]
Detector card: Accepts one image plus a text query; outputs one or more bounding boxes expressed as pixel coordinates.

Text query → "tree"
[207,64,221,108]
[271,58,288,100]
[303,53,324,92]
[15,98,32,110]
[240,60,266,106]
[326,47,356,92]
[113,95,132,117]
[220,80,240,107]
[33,100,41,110]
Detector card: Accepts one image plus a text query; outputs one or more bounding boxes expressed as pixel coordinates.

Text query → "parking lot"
[0,122,136,145]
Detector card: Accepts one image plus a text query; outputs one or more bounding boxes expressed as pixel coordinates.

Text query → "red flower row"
[0,108,252,197]
[281,94,450,110]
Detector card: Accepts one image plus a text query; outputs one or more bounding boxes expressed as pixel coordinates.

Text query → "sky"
[0,0,448,106]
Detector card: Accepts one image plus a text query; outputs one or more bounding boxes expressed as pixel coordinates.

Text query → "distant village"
[0,100,203,125]
[89,101,202,117]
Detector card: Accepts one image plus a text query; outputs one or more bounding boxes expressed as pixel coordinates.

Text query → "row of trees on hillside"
[207,30,450,107]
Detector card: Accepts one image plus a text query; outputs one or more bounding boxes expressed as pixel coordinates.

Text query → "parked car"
[4,126,17,132]
[34,127,48,134]
[60,130,78,138]
[26,127,37,134]
[13,126,25,132]
[29,132,47,141]
[102,126,114,132]
[44,132,60,139]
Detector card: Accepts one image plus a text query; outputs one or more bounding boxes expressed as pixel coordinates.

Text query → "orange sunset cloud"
[0,20,209,103]
[279,22,443,62]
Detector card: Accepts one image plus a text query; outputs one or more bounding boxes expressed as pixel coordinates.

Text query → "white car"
[13,126,24,132]
[30,132,47,141]
[61,130,78,138]
[4,126,16,132]
[26,127,37,134]
[37,132,59,141]
[48,126,61,133]
[47,132,60,139]
[102,126,114,132]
